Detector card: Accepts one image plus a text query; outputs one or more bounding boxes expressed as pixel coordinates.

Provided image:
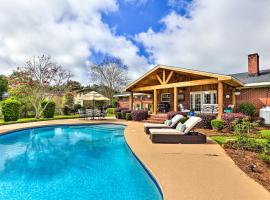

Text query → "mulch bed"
[225,148,270,192]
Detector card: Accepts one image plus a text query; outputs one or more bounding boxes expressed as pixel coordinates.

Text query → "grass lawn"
[259,130,270,139]
[210,135,237,144]
[106,113,115,117]
[0,115,80,126]
[210,135,269,145]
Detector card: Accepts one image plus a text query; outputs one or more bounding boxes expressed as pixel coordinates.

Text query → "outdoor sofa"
[149,116,206,144]
[144,114,184,134]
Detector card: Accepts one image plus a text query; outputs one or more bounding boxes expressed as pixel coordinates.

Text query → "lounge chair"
[144,114,184,134]
[149,116,206,144]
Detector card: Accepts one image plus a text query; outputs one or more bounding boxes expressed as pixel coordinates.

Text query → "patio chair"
[144,114,184,134]
[85,109,93,119]
[149,116,206,144]
[179,104,190,113]
[78,109,87,120]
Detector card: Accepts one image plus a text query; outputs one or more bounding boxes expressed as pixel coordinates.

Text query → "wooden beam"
[232,89,236,111]
[218,81,223,119]
[129,92,134,110]
[156,74,163,85]
[132,78,218,92]
[153,89,157,114]
[163,70,166,83]
[174,87,178,112]
[165,71,174,84]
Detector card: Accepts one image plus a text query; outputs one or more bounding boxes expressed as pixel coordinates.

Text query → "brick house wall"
[117,86,270,113]
[117,95,153,110]
[236,87,270,111]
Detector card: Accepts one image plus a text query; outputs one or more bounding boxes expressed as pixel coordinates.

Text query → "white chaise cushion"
[183,116,202,134]
[170,114,184,127]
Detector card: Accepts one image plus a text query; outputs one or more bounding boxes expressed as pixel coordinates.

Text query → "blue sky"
[101,0,192,60]
[0,0,270,83]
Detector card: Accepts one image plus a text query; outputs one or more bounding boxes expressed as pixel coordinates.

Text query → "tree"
[65,80,82,92]
[89,56,130,102]
[0,75,8,100]
[9,55,71,118]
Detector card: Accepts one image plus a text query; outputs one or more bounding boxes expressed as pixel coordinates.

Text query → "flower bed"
[131,110,148,121]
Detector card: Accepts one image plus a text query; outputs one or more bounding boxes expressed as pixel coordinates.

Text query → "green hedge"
[41,101,56,118]
[211,119,224,131]
[107,108,116,114]
[1,99,21,122]
[238,102,256,117]
[115,112,122,119]
[126,113,132,120]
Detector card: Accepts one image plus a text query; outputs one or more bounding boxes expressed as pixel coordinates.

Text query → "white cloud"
[0,0,149,83]
[137,0,270,75]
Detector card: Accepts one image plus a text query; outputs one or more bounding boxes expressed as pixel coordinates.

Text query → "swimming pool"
[0,124,162,200]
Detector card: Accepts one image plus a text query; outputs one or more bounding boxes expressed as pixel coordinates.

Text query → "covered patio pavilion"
[125,65,243,118]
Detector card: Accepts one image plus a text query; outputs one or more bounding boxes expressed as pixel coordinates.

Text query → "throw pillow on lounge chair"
[164,120,172,126]
[176,123,186,132]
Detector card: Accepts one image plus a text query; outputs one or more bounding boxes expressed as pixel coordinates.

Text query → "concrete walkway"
[0,119,269,200]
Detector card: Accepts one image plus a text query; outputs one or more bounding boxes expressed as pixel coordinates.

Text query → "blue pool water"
[0,124,162,200]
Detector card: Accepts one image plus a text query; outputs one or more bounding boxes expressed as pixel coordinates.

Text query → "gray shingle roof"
[230,69,270,84]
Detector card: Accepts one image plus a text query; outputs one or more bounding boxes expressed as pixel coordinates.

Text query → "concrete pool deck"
[0,119,269,200]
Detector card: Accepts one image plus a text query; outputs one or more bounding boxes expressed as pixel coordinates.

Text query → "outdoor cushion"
[164,120,172,126]
[183,116,202,134]
[170,114,184,127]
[176,123,186,132]
[144,123,168,128]
[149,128,185,135]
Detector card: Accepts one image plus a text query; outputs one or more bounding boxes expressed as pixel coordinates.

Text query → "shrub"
[1,99,21,122]
[238,102,256,117]
[107,108,116,115]
[63,105,72,115]
[221,113,247,129]
[233,120,258,134]
[112,99,118,108]
[41,101,56,118]
[225,136,269,152]
[196,113,217,129]
[167,111,187,120]
[121,110,131,119]
[211,119,224,131]
[126,113,132,120]
[260,152,270,165]
[252,117,264,126]
[131,110,148,121]
[73,104,82,112]
[115,112,122,119]
[116,107,128,113]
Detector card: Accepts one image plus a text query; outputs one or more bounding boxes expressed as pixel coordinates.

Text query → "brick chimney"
[248,53,260,76]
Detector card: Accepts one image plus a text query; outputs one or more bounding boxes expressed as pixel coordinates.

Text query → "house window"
[213,93,217,104]
[161,93,171,102]
[190,91,217,112]
[204,92,211,104]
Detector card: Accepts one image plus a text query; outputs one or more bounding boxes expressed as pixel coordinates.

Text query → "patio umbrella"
[83,91,110,119]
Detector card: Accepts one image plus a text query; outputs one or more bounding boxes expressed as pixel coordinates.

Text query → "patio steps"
[143,114,167,124]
